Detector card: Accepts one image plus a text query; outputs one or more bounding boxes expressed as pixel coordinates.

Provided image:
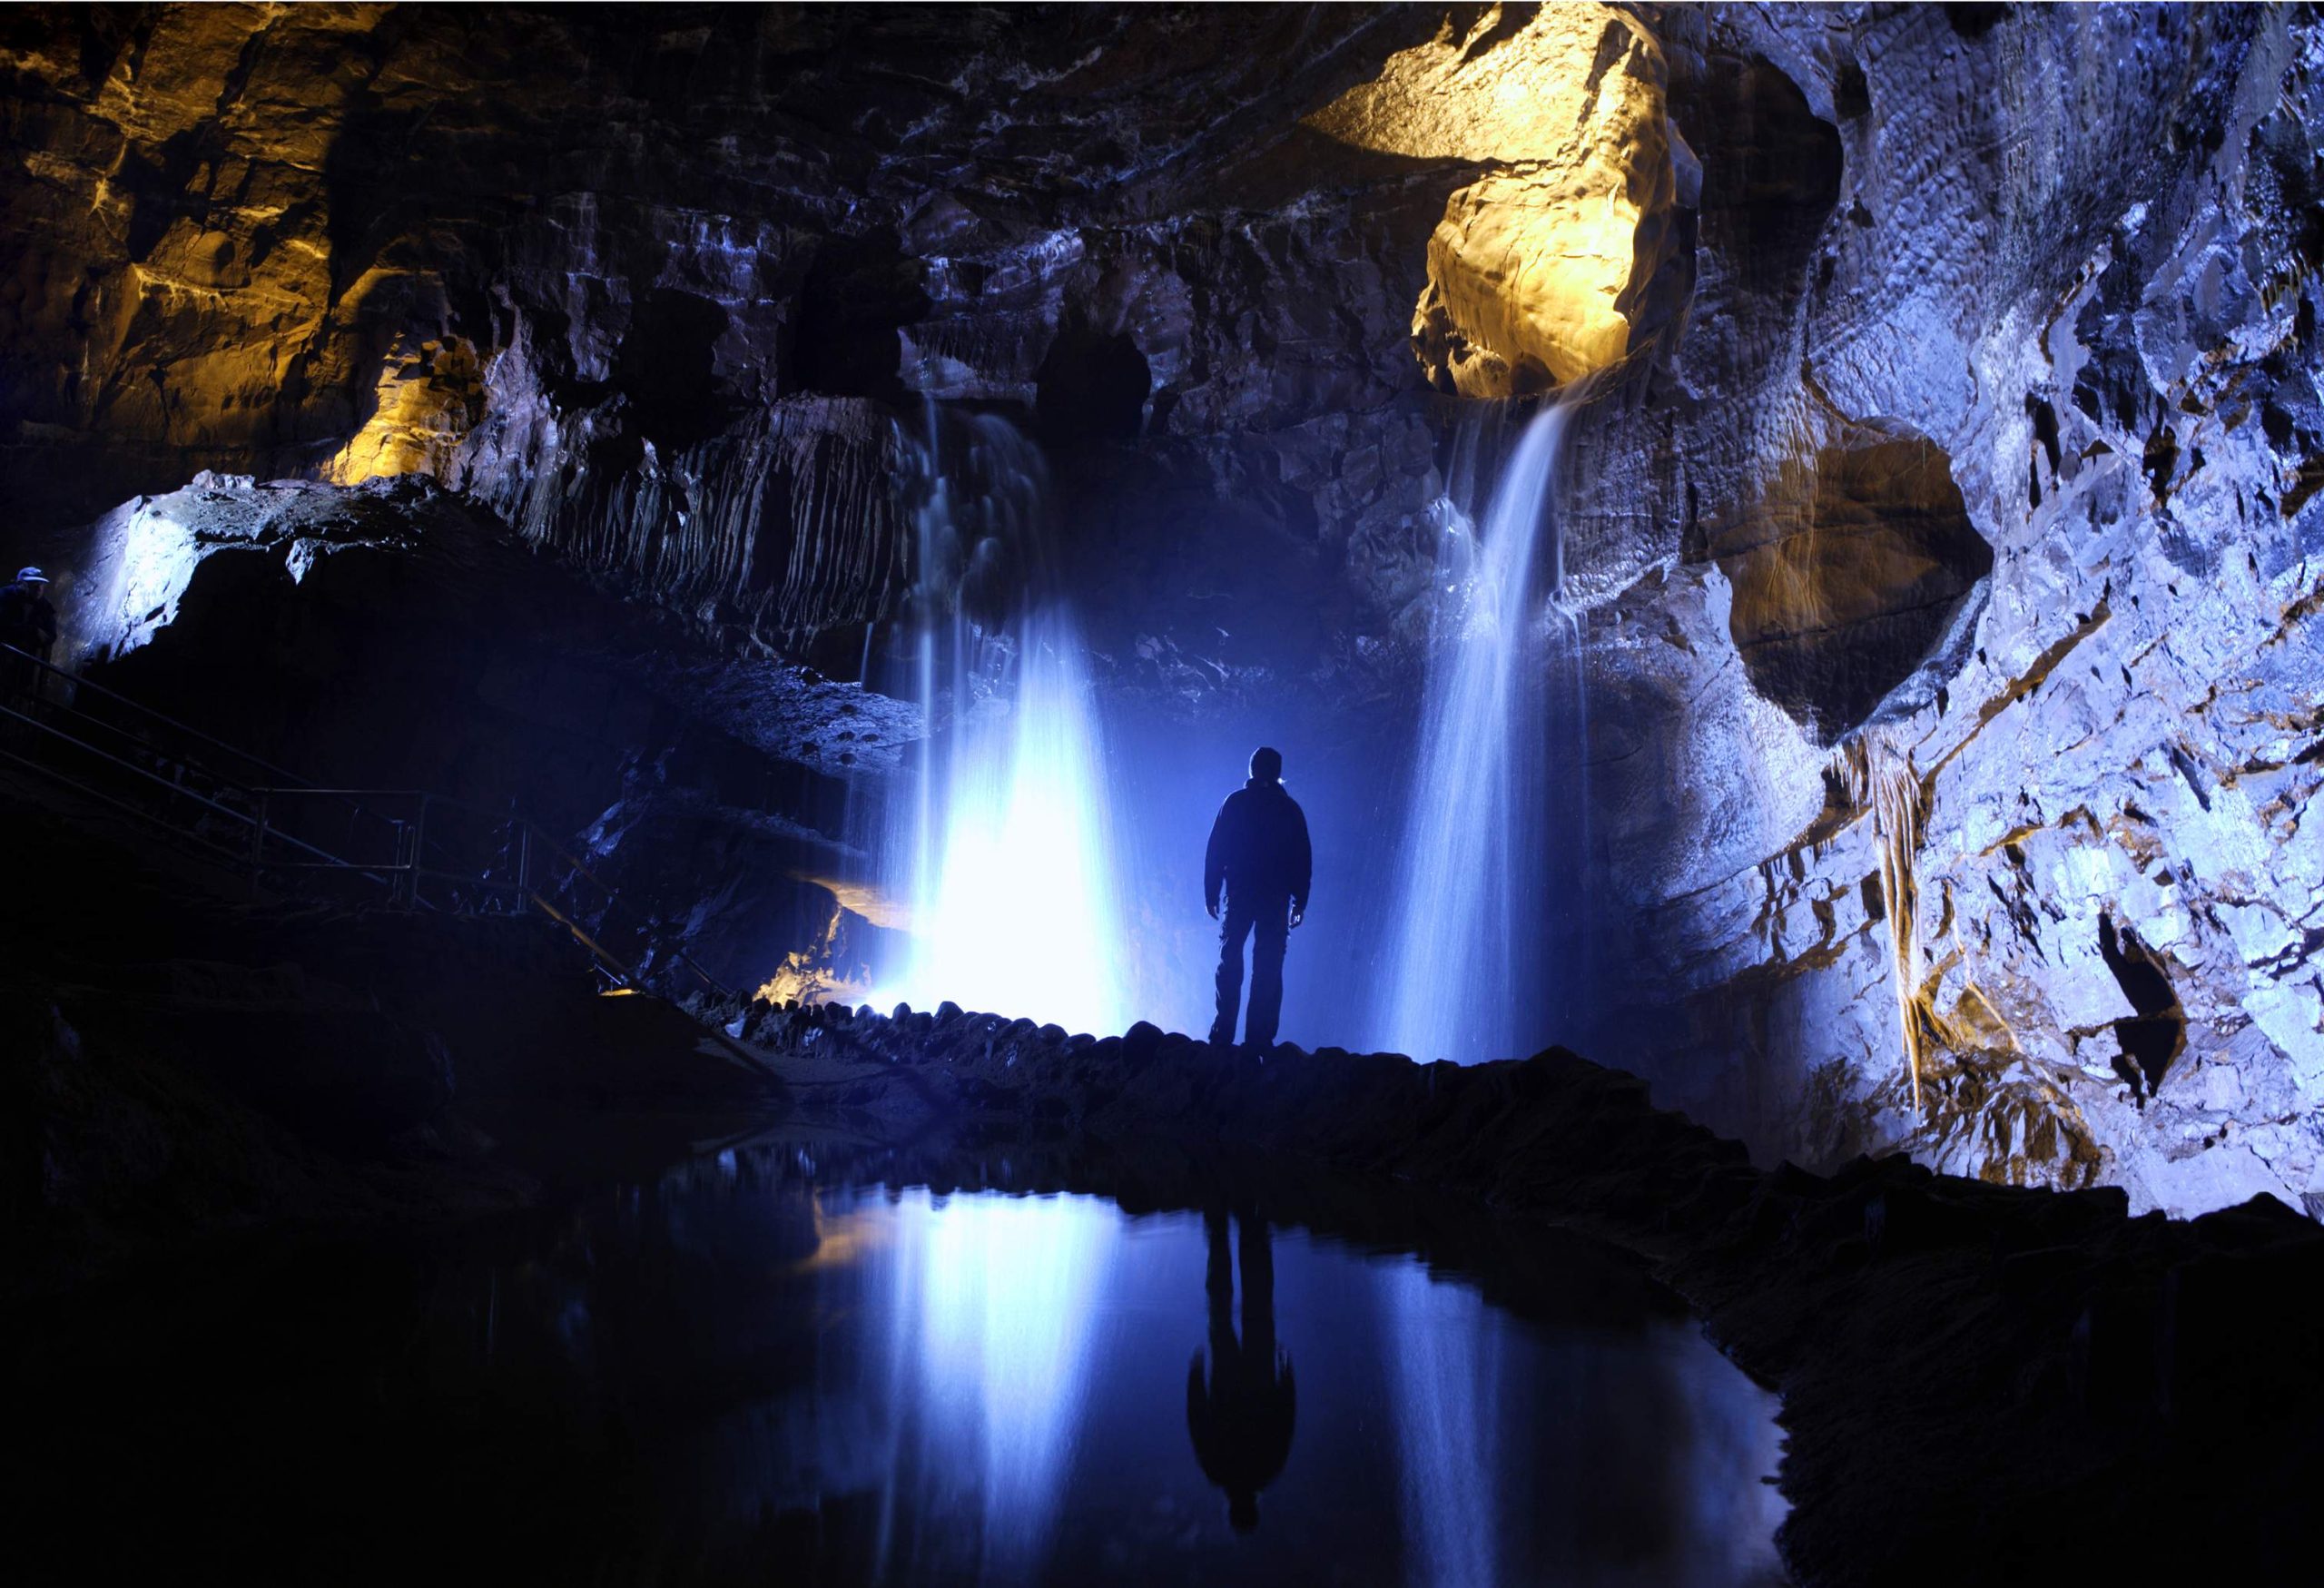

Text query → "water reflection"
[1187,1203,1297,1531]
[874,1189,1121,1582]
[596,1163,1784,1585]
[17,1152,1788,1586]
[1387,1257,1506,1588]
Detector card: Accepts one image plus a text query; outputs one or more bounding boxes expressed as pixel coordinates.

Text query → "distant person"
[1187,1201,1295,1533]
[1204,745,1312,1050]
[0,566,57,701]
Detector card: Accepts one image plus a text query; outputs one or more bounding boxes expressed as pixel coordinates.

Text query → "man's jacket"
[0,583,56,654]
[1204,778,1313,913]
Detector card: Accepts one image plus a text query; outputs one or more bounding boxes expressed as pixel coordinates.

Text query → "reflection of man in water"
[1204,746,1312,1050]
[1187,1203,1296,1532]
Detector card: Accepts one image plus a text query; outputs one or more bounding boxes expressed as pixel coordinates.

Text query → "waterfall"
[876,406,1133,1036]
[1384,1258,1506,1588]
[1377,394,1591,1063]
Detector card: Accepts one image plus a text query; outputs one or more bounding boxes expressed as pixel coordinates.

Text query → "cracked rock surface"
[1587,3,2324,1216]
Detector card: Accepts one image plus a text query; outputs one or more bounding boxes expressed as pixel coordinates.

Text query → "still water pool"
[20,1146,1787,1585]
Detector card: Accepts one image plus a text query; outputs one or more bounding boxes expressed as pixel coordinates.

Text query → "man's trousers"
[1210,896,1290,1048]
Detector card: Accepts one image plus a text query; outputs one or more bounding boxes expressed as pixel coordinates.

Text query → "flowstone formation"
[5,4,2321,1217]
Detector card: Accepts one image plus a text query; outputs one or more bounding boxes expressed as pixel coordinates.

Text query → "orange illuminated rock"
[321,335,485,486]
[1305,3,1683,397]
[1714,420,1994,743]
[3,5,383,466]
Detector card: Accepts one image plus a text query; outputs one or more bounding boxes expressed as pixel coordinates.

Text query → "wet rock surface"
[1577,3,2324,1212]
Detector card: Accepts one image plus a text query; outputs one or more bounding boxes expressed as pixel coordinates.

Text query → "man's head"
[15,567,46,587]
[1249,745,1283,784]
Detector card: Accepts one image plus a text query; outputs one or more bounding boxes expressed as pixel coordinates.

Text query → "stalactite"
[1847,732,1936,1111]
[453,390,911,645]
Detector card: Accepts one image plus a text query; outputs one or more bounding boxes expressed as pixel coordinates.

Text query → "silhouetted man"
[1204,746,1311,1050]
[0,566,56,701]
[1187,1202,1295,1532]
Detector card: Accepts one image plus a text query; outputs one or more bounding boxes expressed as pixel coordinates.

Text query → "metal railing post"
[250,790,270,900]
[411,794,429,910]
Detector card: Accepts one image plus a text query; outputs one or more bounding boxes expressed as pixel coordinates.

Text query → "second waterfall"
[1375,395,1594,1064]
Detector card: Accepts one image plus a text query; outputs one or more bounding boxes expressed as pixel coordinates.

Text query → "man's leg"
[1210,904,1254,1045]
[1245,902,1289,1049]
[1236,1202,1275,1357]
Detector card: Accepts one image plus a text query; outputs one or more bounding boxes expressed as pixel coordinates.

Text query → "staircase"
[0,642,736,1007]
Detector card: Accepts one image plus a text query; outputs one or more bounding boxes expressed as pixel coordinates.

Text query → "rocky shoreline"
[736,998,2324,1587]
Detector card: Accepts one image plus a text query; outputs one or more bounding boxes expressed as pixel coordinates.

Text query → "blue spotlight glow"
[878,409,1134,1035]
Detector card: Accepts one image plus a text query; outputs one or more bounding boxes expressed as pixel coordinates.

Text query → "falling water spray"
[1377,391,1593,1063]
[876,407,1134,1036]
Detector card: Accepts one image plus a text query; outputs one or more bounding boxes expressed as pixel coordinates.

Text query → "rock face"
[72,474,898,997]
[1577,1,2324,1218]
[1305,4,1691,397]
[1716,418,1994,740]
[0,1,1457,684]
[5,3,2322,1216]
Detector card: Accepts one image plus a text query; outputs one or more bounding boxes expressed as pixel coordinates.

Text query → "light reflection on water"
[1386,1259,1506,1588]
[872,1189,1121,1583]
[19,1162,1789,1586]
[614,1175,1788,1586]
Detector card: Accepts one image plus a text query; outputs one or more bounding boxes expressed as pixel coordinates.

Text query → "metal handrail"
[0,698,382,879]
[4,644,418,872]
[0,737,257,873]
[2,656,739,1004]
[3,641,310,789]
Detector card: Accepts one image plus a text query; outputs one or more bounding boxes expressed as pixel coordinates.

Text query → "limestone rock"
[1716,419,1994,743]
[1309,4,1686,396]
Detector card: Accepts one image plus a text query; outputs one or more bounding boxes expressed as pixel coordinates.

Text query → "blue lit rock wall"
[1577,3,2324,1215]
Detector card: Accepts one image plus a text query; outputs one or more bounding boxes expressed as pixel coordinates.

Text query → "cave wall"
[1574,2,2324,1214]
[5,3,2322,1215]
[0,1,1469,686]
[70,473,895,995]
